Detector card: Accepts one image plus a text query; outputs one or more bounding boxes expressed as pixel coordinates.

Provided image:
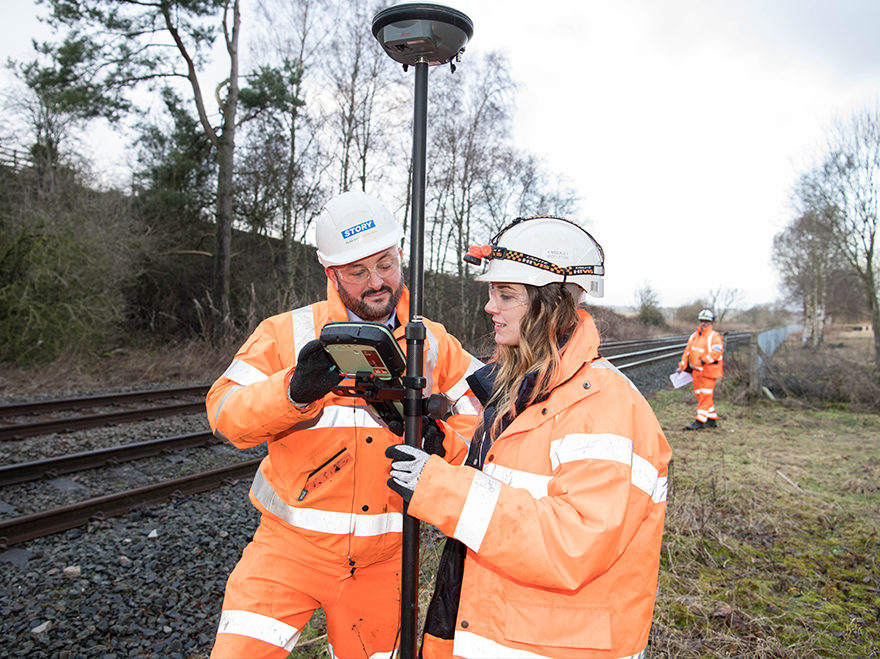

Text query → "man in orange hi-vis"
[205,190,482,659]
[676,309,724,430]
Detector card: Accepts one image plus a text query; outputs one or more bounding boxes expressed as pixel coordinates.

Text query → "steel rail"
[0,431,218,487]
[601,335,690,350]
[0,458,262,549]
[0,385,210,417]
[0,401,207,441]
[615,350,688,370]
[606,343,687,363]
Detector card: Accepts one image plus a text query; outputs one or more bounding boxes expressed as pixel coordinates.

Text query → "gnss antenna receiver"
[372,5,473,658]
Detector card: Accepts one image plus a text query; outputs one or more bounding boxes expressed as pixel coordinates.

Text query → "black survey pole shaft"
[401,57,429,659]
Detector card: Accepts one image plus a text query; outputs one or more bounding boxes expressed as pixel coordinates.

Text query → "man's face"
[326,247,404,321]
[699,319,712,328]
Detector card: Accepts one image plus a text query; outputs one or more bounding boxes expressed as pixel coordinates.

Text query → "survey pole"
[371,5,473,658]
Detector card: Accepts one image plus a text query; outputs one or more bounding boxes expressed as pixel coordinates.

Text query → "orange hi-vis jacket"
[678,324,724,379]
[410,311,672,659]
[206,281,482,567]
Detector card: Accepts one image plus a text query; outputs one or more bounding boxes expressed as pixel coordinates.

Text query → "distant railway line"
[0,333,750,548]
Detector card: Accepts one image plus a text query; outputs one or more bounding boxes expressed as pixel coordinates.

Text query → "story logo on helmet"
[341,219,377,240]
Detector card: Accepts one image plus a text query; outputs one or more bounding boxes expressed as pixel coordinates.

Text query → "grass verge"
[651,388,879,658]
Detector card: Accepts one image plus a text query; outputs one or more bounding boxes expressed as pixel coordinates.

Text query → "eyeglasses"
[334,255,401,285]
[488,283,528,310]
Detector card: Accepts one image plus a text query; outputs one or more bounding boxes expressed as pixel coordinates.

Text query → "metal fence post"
[749,331,760,396]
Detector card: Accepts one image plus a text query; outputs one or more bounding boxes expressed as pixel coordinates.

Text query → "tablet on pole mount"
[372,5,473,659]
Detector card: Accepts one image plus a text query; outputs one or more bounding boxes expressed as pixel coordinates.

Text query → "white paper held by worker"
[669,371,692,389]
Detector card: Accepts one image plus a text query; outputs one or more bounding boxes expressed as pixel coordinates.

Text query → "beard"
[337,277,404,322]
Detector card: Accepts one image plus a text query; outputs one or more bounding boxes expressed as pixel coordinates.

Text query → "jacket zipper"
[299,448,348,501]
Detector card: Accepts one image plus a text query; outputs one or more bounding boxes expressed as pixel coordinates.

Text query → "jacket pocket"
[503,598,612,650]
[297,447,351,501]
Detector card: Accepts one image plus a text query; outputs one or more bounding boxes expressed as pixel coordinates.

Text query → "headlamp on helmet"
[463,216,605,299]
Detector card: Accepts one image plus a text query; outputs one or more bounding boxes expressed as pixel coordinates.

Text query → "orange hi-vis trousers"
[210,519,402,659]
[692,371,718,423]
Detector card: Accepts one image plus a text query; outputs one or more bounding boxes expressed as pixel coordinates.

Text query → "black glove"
[288,340,343,405]
[386,416,447,458]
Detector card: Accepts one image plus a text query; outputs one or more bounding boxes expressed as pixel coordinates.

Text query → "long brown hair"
[486,283,581,440]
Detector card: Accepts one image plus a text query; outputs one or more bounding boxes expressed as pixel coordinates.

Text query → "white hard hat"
[698,309,715,321]
[464,216,604,299]
[315,191,403,267]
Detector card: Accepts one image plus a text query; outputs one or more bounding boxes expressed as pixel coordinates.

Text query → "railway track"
[0,333,751,549]
[601,331,751,369]
[0,385,210,441]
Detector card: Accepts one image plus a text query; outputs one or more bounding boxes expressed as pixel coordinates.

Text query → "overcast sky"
[5,0,880,310]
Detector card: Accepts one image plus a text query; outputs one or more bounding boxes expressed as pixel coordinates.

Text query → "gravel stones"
[0,387,263,658]
[0,480,259,658]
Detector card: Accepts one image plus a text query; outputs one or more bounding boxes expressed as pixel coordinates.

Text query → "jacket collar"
[466,309,601,412]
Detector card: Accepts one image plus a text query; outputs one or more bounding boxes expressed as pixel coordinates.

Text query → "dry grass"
[758,330,880,412]
[651,387,879,658]
[0,339,234,401]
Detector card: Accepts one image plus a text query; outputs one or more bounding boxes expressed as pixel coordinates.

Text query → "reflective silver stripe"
[653,475,669,504]
[631,454,665,503]
[216,610,301,652]
[550,434,665,503]
[290,403,385,431]
[704,330,718,363]
[550,433,633,472]
[590,359,638,391]
[425,327,440,395]
[454,631,646,659]
[445,355,484,401]
[213,383,243,424]
[329,643,399,659]
[291,306,317,359]
[452,394,481,416]
[453,470,501,552]
[251,469,402,536]
[222,360,269,386]
[483,462,551,499]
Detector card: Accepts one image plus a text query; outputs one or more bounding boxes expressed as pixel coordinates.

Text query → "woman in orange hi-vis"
[676,309,724,430]
[206,191,483,659]
[385,216,672,659]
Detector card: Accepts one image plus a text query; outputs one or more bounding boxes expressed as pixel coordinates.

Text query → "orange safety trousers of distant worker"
[210,519,402,659]
[692,371,718,423]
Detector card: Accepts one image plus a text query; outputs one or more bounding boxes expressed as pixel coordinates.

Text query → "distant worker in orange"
[205,190,482,659]
[676,308,724,430]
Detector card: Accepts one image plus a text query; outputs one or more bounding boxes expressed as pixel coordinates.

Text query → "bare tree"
[772,209,836,347]
[242,0,333,307]
[320,1,406,197]
[426,52,516,267]
[799,104,880,368]
[707,286,745,326]
[483,151,581,231]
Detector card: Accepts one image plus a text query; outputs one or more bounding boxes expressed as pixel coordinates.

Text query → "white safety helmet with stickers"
[463,215,605,303]
[697,309,715,322]
[315,190,404,267]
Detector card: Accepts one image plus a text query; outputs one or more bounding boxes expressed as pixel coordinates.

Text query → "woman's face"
[485,283,529,346]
